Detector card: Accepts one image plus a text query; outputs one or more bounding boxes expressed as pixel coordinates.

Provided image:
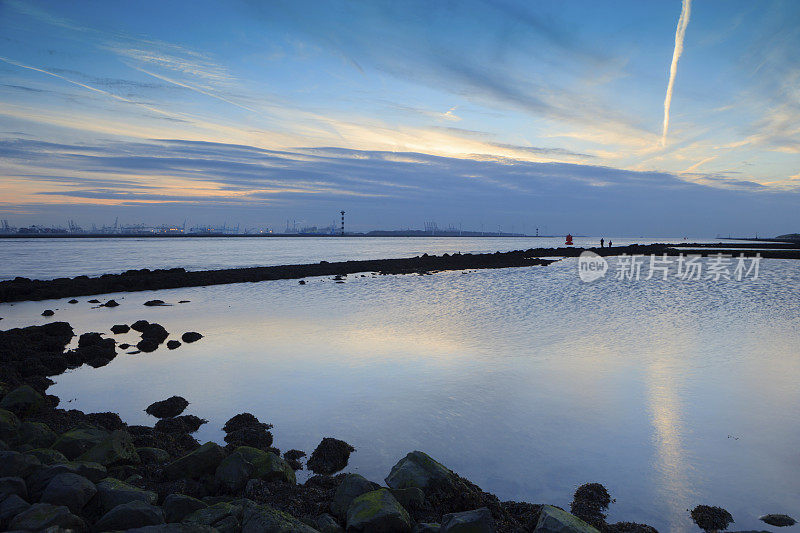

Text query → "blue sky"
[0,0,798,235]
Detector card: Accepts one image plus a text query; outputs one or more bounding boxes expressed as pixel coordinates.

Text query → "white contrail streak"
[661,0,691,146]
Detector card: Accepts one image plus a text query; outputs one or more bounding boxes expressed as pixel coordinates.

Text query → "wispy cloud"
[662,0,692,146]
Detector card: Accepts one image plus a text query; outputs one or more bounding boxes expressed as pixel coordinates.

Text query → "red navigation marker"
[566,234,573,245]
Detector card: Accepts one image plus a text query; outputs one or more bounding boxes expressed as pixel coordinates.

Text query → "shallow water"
[0,235,743,281]
[1,251,798,532]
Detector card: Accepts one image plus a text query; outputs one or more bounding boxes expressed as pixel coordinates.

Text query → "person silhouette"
[600,238,604,248]
[608,241,612,247]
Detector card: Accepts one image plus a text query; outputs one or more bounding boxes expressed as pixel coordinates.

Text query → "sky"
[0,0,798,235]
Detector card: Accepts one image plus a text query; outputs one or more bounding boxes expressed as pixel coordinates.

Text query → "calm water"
[0,238,798,532]
[0,235,744,281]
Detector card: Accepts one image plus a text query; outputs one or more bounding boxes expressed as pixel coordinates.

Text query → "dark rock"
[142,323,169,343]
[40,472,96,513]
[0,384,48,415]
[284,449,305,470]
[79,331,104,347]
[97,477,158,513]
[0,494,29,528]
[104,299,120,307]
[242,502,319,533]
[346,488,412,532]
[391,487,425,511]
[606,523,658,533]
[760,514,796,527]
[413,524,442,532]
[0,476,27,500]
[96,500,165,530]
[111,324,131,334]
[68,299,78,304]
[164,493,207,523]
[144,299,168,306]
[315,512,345,533]
[0,451,41,478]
[224,426,273,450]
[441,507,495,532]
[0,408,20,441]
[138,338,160,352]
[8,502,86,531]
[146,396,190,419]
[179,300,191,303]
[571,482,611,528]
[164,442,226,480]
[52,426,109,459]
[331,473,380,518]
[183,501,243,530]
[307,437,355,475]
[120,343,131,349]
[385,450,458,494]
[42,309,55,316]
[17,421,57,448]
[215,446,295,490]
[25,448,68,465]
[167,340,182,350]
[535,505,599,533]
[78,429,140,466]
[299,280,306,284]
[88,299,101,303]
[137,447,171,464]
[131,320,151,332]
[223,413,271,433]
[155,415,207,434]
[181,331,203,343]
[691,505,734,533]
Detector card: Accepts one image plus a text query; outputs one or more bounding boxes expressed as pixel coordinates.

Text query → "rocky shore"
[3,243,799,304]
[0,321,794,532]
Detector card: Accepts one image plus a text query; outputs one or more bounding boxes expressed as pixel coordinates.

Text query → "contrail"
[661,0,691,146]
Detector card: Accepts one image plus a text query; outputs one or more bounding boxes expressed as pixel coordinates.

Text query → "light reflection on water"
[0,257,798,532]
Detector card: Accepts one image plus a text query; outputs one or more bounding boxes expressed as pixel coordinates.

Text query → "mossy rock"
[332,473,380,518]
[233,446,296,484]
[52,426,109,459]
[8,502,86,531]
[0,408,20,441]
[346,488,412,533]
[385,451,458,494]
[535,505,600,533]
[164,493,208,523]
[137,447,171,464]
[17,421,57,448]
[241,503,319,533]
[96,477,158,513]
[78,429,140,466]
[183,501,243,529]
[26,448,69,465]
[0,385,48,416]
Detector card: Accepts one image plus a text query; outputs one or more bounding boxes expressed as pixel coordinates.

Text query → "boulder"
[69,460,108,482]
[215,451,253,492]
[760,514,796,527]
[164,493,207,523]
[331,473,380,518]
[78,332,104,347]
[128,525,219,532]
[26,448,69,465]
[0,385,47,416]
[88,299,101,303]
[104,299,120,307]
[52,426,109,459]
[223,413,270,433]
[137,447,171,464]
[155,415,207,434]
[535,505,600,533]
[77,428,140,466]
[307,437,355,475]
[691,505,734,533]
[0,450,41,478]
[346,488,412,532]
[391,487,426,511]
[132,320,151,332]
[165,442,226,480]
[224,425,273,450]
[441,508,495,532]
[0,408,20,441]
[0,476,27,500]
[142,323,169,343]
[238,446,295,483]
[138,338,161,352]
[96,500,165,530]
[8,502,86,531]
[42,309,55,316]
[68,299,79,304]
[0,494,29,528]
[40,472,96,513]
[97,477,158,513]
[181,332,203,343]
[241,503,319,533]
[146,396,189,419]
[144,299,168,306]
[315,512,345,533]
[385,451,458,494]
[413,524,442,532]
[167,340,182,350]
[183,501,243,531]
[17,421,57,448]
[111,324,131,334]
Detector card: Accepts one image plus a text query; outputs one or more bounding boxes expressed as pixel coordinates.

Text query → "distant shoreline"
[0,233,550,239]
